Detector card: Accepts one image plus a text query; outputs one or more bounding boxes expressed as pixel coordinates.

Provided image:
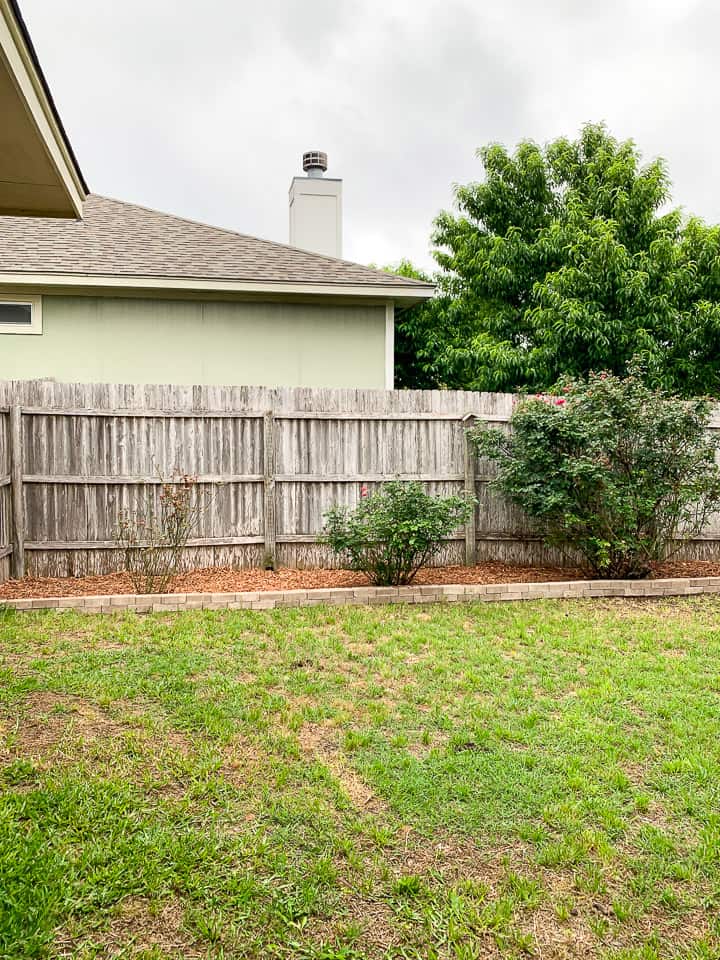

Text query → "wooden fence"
[1,378,720,582]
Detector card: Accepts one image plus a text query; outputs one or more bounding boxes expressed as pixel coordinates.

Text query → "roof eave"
[0,0,87,218]
[0,272,436,304]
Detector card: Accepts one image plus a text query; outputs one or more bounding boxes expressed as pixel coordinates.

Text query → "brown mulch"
[1,559,719,601]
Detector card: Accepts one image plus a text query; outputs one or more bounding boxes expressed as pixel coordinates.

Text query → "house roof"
[0,194,434,302]
[0,0,87,217]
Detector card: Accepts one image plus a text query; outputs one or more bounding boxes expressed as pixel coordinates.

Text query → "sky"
[21,0,719,272]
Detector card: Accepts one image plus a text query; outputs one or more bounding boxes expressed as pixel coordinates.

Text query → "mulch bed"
[1,559,719,601]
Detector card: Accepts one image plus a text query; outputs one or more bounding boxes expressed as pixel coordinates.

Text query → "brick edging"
[3,576,720,613]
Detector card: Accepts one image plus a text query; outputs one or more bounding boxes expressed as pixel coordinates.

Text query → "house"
[0,3,433,389]
[0,188,432,389]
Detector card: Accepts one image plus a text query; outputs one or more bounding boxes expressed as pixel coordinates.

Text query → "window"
[0,295,42,334]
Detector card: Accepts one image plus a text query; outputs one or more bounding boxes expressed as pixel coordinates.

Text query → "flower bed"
[2,559,720,601]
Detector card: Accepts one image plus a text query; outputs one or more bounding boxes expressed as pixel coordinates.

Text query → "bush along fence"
[2,378,720,583]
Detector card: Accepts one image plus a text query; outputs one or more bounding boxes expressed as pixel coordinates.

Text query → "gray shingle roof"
[0,194,433,291]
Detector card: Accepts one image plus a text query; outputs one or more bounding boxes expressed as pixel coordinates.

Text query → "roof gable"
[0,0,87,216]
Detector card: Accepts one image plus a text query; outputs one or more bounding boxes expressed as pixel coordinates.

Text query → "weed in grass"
[589,915,611,939]
[502,871,543,908]
[553,895,577,921]
[392,874,426,899]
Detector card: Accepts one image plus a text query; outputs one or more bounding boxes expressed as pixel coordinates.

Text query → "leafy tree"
[370,260,442,389]
[472,370,720,578]
[383,261,443,389]
[399,123,720,395]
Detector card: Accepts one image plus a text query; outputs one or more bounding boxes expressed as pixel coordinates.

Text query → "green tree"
[414,123,720,395]
[381,260,441,389]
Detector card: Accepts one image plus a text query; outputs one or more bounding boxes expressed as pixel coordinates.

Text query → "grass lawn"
[1,598,719,959]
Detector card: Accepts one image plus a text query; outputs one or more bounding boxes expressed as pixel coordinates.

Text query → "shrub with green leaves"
[472,371,720,579]
[323,480,474,585]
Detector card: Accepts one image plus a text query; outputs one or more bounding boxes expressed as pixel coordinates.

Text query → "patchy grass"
[1,597,720,958]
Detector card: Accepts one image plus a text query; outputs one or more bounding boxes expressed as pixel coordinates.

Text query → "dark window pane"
[0,303,32,325]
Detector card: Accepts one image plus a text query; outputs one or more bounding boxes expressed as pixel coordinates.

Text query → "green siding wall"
[0,295,388,388]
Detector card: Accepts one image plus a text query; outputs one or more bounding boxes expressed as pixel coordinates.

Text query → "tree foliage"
[396,124,720,395]
[384,261,443,389]
[472,370,720,578]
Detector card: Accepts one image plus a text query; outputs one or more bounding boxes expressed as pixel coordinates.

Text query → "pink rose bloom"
[360,484,369,498]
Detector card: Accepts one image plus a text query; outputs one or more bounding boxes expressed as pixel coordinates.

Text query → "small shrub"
[472,370,720,579]
[116,473,211,593]
[323,480,474,586]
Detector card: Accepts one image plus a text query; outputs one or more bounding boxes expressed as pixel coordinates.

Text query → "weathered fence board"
[9,403,24,578]
[263,410,277,568]
[0,378,718,582]
[463,417,477,566]
[0,407,10,582]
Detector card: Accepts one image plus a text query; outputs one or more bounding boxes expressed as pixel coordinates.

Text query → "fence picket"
[9,401,25,578]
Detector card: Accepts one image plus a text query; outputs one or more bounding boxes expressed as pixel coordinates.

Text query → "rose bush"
[472,371,720,578]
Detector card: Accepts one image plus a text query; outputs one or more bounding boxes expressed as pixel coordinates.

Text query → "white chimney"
[289,151,342,258]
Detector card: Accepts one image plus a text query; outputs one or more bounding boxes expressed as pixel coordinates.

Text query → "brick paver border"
[3,576,720,613]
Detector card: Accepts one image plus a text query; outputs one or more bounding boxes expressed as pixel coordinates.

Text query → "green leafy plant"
[472,371,720,578]
[323,480,474,586]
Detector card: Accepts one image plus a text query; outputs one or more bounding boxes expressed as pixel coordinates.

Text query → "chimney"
[289,151,342,258]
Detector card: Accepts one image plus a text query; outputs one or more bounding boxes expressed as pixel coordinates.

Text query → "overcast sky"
[21,0,718,272]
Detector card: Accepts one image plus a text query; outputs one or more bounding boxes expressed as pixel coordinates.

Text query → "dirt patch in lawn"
[390,830,527,890]
[518,900,712,959]
[384,832,712,958]
[56,896,202,959]
[305,897,399,956]
[298,721,387,812]
[2,692,129,761]
[221,733,268,781]
[1,692,195,777]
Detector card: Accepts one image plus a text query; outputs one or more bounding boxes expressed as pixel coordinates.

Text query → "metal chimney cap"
[302,151,328,175]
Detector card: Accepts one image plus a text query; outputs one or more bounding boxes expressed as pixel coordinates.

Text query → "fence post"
[263,409,277,569]
[9,401,25,578]
[462,414,477,566]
